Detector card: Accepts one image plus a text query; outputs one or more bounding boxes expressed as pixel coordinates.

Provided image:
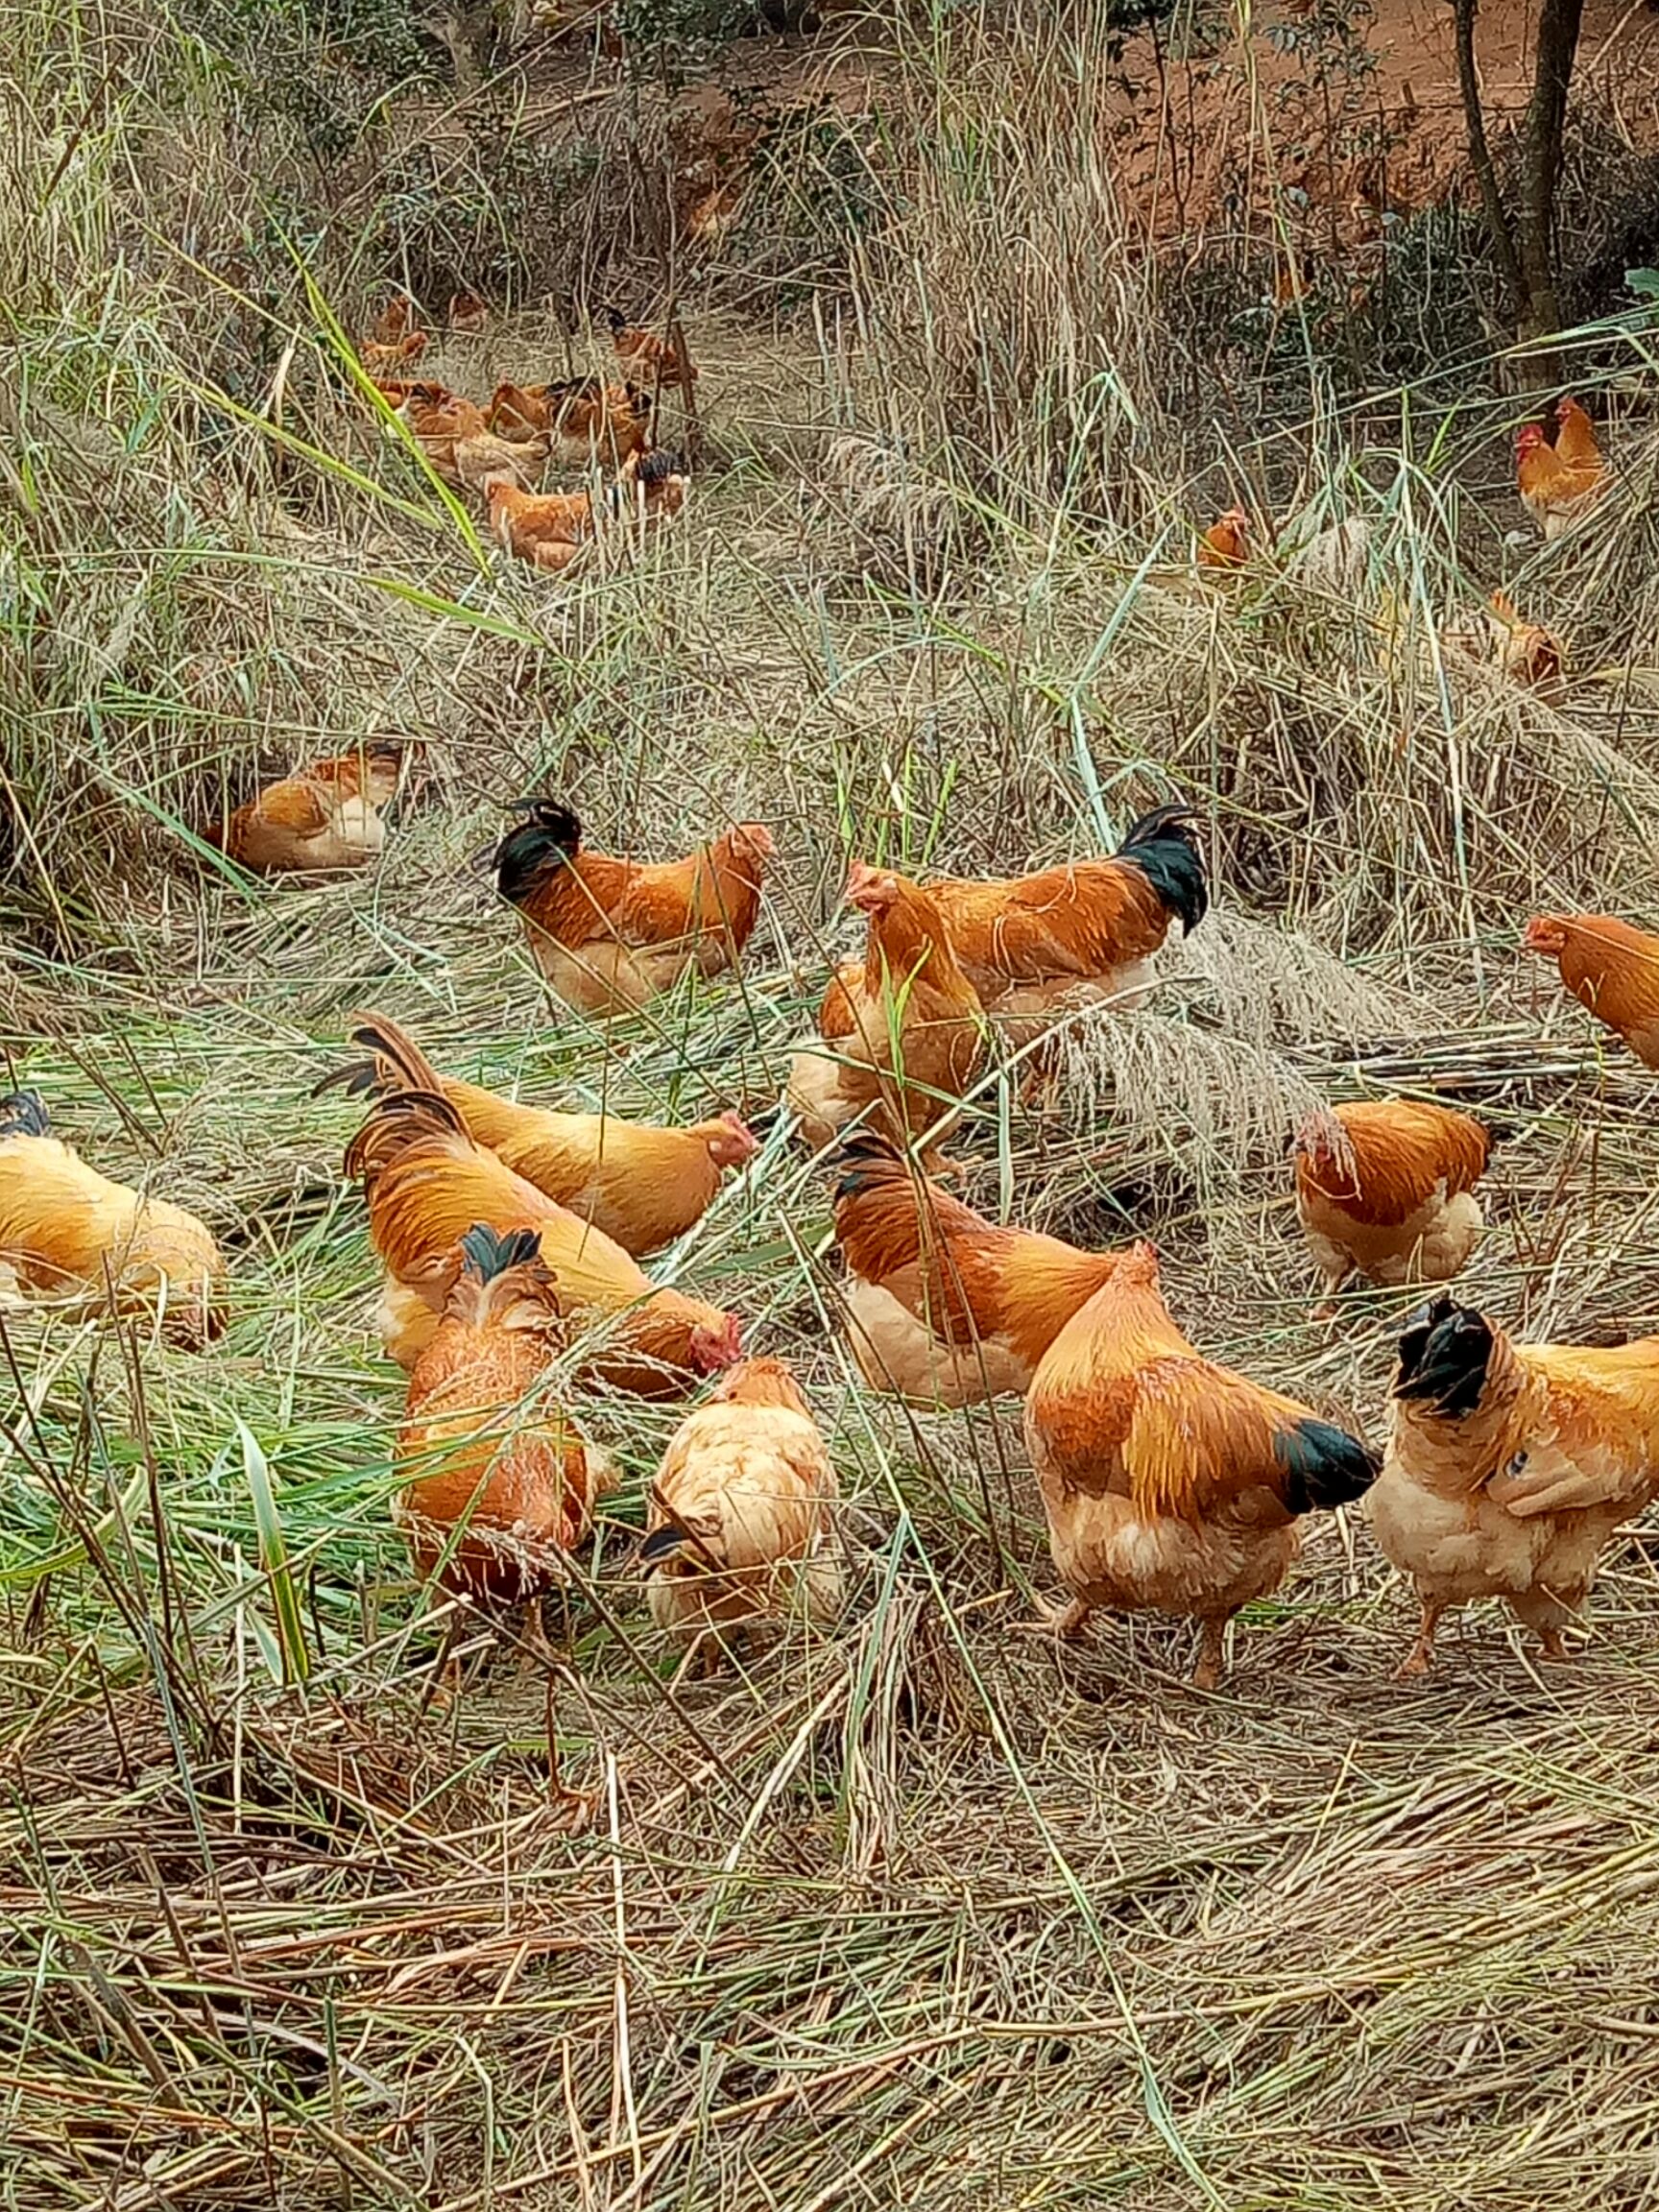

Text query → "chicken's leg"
[1394,1596,1443,1680]
[1192,1615,1230,1691]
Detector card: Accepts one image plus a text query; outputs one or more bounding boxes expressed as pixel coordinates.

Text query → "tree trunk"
[1451,0,1525,322]
[1449,0,1585,372]
[1518,0,1586,343]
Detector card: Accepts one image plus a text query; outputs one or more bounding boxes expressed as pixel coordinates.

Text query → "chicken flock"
[358,291,691,575]
[9,738,1659,1694]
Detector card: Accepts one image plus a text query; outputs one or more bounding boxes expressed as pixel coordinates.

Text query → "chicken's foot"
[1013,1592,1093,1640]
[1393,1597,1443,1680]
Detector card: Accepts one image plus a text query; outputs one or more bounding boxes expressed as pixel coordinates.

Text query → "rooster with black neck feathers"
[491,801,774,1015]
[1375,1297,1659,1676]
[924,802,1209,1044]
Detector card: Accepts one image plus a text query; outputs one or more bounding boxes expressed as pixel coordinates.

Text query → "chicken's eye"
[1506,1451,1528,1478]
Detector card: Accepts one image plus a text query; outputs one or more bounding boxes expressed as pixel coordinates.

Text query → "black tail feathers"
[830,1126,914,1203]
[459,1223,543,1282]
[1117,803,1209,936]
[638,1521,690,1568]
[1274,1417,1381,1515]
[0,1090,51,1139]
[1393,1297,1496,1418]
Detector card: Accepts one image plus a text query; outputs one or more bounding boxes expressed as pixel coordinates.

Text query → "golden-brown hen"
[787,862,986,1156]
[344,1090,742,1390]
[0,1091,225,1346]
[490,800,774,1015]
[1023,1242,1378,1685]
[336,1012,757,1256]
[831,1130,1121,1403]
[397,1224,604,1614]
[210,743,408,873]
[1376,1296,1659,1673]
[1293,1098,1492,1315]
[1524,913,1659,1069]
[389,384,548,492]
[643,1358,842,1664]
[484,452,686,573]
[923,804,1208,1045]
[487,375,652,461]
[1516,400,1607,540]
[1196,507,1251,569]
[609,306,695,385]
[360,327,428,377]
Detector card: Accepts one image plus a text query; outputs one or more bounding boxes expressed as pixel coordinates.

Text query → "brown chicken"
[1377,1296,1659,1674]
[389,385,547,493]
[209,743,408,872]
[1196,507,1251,569]
[1023,1242,1378,1686]
[1292,1099,1493,1315]
[397,1223,608,1624]
[344,1090,743,1389]
[1524,913,1659,1069]
[643,1358,842,1665]
[490,801,775,1015]
[487,376,652,462]
[368,294,419,348]
[0,1091,225,1346]
[1487,589,1565,695]
[924,804,1208,1045]
[447,290,489,335]
[609,306,694,385]
[831,1131,1122,1403]
[485,451,687,573]
[787,862,986,1155]
[335,1012,758,1256]
[360,328,428,377]
[1516,399,1607,539]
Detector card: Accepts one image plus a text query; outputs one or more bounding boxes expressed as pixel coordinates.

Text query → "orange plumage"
[787,862,986,1154]
[388,385,548,492]
[447,291,489,335]
[1196,507,1250,569]
[486,376,652,461]
[923,804,1208,1044]
[490,801,774,1015]
[831,1131,1122,1403]
[1022,1242,1378,1685]
[360,327,428,376]
[368,294,418,348]
[336,1012,757,1256]
[1377,1297,1659,1673]
[0,1092,225,1346]
[343,1090,742,1390]
[397,1224,603,1604]
[608,306,694,384]
[1516,402,1606,539]
[1293,1099,1492,1310]
[1524,913,1659,1069]
[643,1358,843,1660]
[1487,589,1564,694]
[208,744,410,873]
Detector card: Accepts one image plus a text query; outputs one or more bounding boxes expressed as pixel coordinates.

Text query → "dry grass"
[8,2,1659,2207]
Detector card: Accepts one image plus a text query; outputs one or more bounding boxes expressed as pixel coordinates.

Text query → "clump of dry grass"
[9,4,1659,2209]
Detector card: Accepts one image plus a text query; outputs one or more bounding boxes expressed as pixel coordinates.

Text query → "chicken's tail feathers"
[315,1009,445,1102]
[638,1521,690,1567]
[1116,802,1209,935]
[1273,1417,1380,1513]
[1393,1297,1496,1416]
[830,1125,914,1202]
[493,800,583,905]
[0,1090,51,1140]
[343,1088,469,1185]
[458,1222,543,1281]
